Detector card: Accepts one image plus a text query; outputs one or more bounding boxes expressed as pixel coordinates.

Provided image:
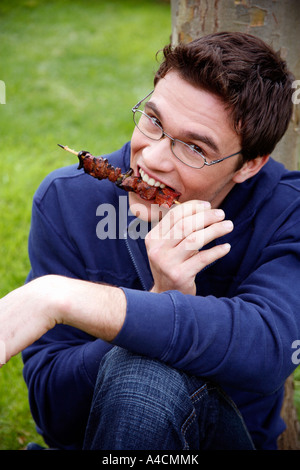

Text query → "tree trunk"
[277,375,300,450]
[171,0,300,449]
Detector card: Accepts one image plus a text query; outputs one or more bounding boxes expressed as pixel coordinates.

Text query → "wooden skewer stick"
[57,144,79,156]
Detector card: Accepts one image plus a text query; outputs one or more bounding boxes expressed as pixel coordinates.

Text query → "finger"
[169,208,226,242]
[149,200,211,239]
[152,219,233,271]
[183,243,232,277]
[182,220,234,251]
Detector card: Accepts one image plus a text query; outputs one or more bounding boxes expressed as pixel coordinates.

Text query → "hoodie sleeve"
[113,212,300,396]
[22,172,113,450]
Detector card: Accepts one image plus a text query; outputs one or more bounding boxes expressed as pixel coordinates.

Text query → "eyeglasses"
[132,90,242,169]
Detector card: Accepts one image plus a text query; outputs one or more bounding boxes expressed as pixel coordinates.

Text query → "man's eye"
[190,144,204,155]
[149,116,162,127]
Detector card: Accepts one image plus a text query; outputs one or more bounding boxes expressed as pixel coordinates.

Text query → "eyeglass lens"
[133,110,206,168]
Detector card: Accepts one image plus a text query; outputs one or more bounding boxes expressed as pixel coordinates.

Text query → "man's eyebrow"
[184,131,219,154]
[144,101,162,119]
[144,101,219,154]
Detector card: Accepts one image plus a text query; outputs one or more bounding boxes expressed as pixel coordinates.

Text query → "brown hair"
[154,32,294,162]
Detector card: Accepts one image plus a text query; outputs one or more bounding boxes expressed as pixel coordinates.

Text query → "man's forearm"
[58,277,126,341]
[0,275,126,364]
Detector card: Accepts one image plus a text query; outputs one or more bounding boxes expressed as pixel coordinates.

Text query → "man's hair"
[154,32,294,162]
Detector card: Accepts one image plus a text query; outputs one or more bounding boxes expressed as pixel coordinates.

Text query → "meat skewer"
[58,144,181,207]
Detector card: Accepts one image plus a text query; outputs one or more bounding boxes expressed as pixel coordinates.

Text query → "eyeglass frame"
[132,90,242,169]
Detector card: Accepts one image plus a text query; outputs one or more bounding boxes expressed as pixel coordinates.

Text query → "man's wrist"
[51,276,127,342]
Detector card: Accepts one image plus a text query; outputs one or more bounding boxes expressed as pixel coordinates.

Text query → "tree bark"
[171,0,300,449]
[277,375,300,450]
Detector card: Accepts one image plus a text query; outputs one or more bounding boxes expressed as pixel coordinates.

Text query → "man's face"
[129,71,243,221]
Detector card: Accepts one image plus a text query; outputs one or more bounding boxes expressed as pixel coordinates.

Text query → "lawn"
[0,0,171,449]
[0,0,299,451]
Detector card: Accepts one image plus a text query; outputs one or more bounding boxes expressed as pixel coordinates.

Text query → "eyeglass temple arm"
[206,150,242,166]
[132,90,154,111]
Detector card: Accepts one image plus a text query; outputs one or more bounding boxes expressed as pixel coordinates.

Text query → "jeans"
[83,347,255,450]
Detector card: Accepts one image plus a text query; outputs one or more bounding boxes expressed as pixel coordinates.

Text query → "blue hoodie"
[22,141,300,450]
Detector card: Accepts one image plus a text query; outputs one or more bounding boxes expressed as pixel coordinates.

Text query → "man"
[1,32,299,450]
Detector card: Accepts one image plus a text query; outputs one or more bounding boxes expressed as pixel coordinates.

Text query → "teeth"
[139,169,165,189]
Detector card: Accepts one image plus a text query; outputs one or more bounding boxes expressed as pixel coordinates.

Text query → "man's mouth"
[121,166,181,206]
[139,168,168,190]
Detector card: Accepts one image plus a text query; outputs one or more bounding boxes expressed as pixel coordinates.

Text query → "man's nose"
[142,136,175,171]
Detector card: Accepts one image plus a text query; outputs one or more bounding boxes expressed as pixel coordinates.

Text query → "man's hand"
[145,201,233,295]
[0,276,58,364]
[0,275,126,365]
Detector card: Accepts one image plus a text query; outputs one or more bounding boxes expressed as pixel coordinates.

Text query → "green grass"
[0,0,299,451]
[0,0,171,449]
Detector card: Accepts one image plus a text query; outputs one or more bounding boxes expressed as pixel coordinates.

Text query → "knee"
[96,347,187,404]
[89,347,198,449]
[102,345,188,379]
[95,347,201,423]
[86,349,254,450]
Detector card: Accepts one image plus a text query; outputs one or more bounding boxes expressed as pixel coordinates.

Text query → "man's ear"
[233,155,269,183]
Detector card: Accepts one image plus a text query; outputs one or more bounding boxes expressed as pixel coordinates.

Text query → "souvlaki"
[58,144,181,207]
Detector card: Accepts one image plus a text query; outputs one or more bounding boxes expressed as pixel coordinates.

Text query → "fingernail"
[223,220,234,230]
[214,209,225,218]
